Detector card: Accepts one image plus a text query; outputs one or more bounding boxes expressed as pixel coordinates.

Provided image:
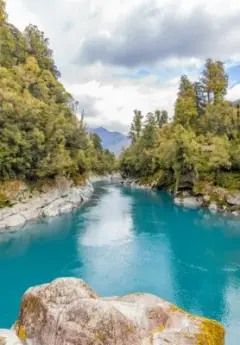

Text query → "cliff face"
[4,277,224,345]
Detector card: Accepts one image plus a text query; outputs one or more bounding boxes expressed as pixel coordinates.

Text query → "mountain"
[88,127,131,155]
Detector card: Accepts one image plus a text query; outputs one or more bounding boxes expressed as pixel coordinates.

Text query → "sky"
[6,0,240,133]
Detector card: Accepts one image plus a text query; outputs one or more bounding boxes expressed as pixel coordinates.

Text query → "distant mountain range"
[88,127,131,155]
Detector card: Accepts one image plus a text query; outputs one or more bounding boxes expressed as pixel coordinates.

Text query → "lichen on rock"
[14,278,225,345]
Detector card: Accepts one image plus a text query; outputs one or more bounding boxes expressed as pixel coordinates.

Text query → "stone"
[0,214,26,231]
[0,183,94,232]
[174,196,202,209]
[232,211,239,216]
[209,202,218,212]
[0,330,23,345]
[227,193,240,206]
[203,194,210,202]
[15,278,225,345]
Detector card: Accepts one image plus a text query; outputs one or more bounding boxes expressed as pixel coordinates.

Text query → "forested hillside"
[120,60,240,193]
[0,0,116,182]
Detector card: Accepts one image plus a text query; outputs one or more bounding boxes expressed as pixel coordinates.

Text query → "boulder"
[15,278,225,345]
[0,214,26,231]
[227,193,240,206]
[174,196,203,209]
[209,202,218,212]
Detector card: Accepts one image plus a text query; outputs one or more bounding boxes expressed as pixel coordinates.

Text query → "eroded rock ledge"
[0,277,225,345]
[0,178,94,232]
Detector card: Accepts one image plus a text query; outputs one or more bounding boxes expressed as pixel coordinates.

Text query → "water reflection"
[80,185,134,246]
[0,183,240,345]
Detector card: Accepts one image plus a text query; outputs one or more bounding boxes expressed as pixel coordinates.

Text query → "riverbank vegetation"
[120,60,240,195]
[0,0,116,187]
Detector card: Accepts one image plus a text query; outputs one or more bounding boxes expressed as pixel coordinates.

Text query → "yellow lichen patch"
[18,325,27,343]
[169,304,188,314]
[196,317,225,345]
[152,324,165,334]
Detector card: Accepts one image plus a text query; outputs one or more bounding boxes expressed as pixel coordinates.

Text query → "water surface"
[0,182,240,344]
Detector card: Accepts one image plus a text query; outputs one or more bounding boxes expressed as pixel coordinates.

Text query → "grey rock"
[174,196,202,208]
[0,214,26,231]
[0,184,93,232]
[15,278,224,345]
[227,193,240,206]
[209,202,218,212]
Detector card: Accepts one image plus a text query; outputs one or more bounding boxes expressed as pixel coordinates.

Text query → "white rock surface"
[209,202,218,212]
[174,196,203,208]
[0,183,93,232]
[89,173,122,183]
[227,193,240,206]
[0,329,23,345]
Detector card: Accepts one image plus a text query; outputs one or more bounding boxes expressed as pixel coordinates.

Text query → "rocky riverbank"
[0,277,224,345]
[122,178,240,217]
[0,174,123,232]
[174,184,240,216]
[0,178,94,232]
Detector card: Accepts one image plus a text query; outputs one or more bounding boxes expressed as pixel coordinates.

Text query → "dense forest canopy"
[120,59,240,192]
[0,0,116,182]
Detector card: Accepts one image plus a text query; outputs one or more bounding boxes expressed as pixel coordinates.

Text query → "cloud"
[78,3,240,68]
[64,77,179,133]
[227,85,240,102]
[6,0,240,133]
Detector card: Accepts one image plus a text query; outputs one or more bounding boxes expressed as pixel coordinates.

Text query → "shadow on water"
[0,182,239,344]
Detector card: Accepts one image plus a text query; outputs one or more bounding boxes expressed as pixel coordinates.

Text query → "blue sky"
[6,0,240,133]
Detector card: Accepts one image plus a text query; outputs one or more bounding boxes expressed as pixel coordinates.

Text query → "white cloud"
[227,85,240,102]
[5,0,240,132]
[64,77,179,133]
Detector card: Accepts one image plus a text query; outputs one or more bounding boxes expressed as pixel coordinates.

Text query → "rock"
[232,211,239,216]
[209,202,218,212]
[0,329,23,345]
[89,173,122,183]
[227,193,240,206]
[0,214,26,231]
[15,278,224,345]
[174,196,203,209]
[203,194,210,202]
[0,183,93,231]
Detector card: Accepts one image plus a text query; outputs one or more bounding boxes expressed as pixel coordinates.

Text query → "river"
[0,182,239,344]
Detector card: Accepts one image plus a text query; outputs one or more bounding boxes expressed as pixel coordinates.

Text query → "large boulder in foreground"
[14,278,224,345]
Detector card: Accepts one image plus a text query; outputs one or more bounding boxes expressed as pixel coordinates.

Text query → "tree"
[24,25,60,78]
[0,3,117,182]
[90,133,103,151]
[142,112,157,148]
[193,81,205,116]
[174,75,198,128]
[128,109,143,142]
[155,109,168,128]
[201,58,228,105]
[0,0,6,24]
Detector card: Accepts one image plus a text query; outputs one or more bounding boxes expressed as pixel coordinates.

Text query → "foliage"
[120,59,240,192]
[0,2,117,183]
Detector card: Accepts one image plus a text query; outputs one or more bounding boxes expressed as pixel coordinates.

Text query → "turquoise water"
[0,182,240,344]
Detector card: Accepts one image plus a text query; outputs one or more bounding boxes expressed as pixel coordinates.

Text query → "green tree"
[155,109,168,128]
[24,24,60,78]
[129,109,143,142]
[174,75,198,128]
[201,58,228,105]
